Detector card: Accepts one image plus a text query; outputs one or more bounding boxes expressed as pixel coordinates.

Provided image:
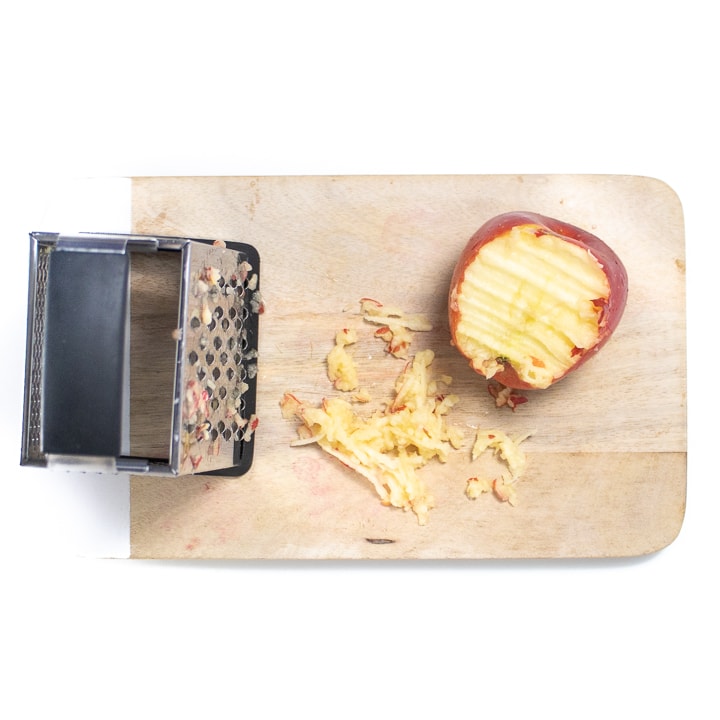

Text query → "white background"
[1,1,716,718]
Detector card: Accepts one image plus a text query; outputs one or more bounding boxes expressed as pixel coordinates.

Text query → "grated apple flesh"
[280,349,463,525]
[465,428,533,505]
[326,327,361,392]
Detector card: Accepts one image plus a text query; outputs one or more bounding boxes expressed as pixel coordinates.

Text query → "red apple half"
[448,211,628,390]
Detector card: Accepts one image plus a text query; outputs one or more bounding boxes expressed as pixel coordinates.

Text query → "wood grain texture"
[129,175,686,559]
[129,251,180,459]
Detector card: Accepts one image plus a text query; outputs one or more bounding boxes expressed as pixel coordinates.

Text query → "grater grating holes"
[184,260,257,452]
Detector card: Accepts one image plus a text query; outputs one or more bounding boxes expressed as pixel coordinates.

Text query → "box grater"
[21,232,261,476]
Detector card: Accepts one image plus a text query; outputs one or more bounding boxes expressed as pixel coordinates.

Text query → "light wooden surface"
[129,251,180,459]
[129,175,686,559]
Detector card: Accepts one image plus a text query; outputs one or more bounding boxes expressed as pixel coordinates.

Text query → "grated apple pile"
[280,299,533,524]
[281,349,463,525]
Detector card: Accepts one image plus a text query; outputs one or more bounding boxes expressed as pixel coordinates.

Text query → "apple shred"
[360,297,433,359]
[326,327,361,392]
[465,429,534,506]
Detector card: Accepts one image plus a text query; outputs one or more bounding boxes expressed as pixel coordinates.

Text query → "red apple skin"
[448,211,629,390]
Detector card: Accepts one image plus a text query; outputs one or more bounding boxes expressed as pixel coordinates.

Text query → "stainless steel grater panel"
[21,232,261,477]
[175,241,261,475]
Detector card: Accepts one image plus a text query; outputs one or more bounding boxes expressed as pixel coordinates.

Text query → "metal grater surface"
[21,232,261,477]
[177,240,262,475]
[23,241,50,465]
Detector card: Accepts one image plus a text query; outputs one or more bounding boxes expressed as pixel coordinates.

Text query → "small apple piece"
[449,212,628,390]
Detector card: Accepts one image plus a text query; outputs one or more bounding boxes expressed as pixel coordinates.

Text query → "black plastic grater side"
[42,250,130,457]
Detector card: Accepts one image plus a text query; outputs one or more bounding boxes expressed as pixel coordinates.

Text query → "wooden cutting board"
[128,175,686,559]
